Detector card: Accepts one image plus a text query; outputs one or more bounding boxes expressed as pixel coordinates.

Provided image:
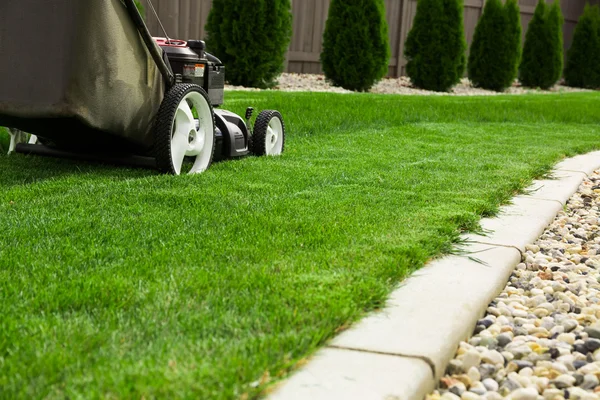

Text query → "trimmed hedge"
[564,3,600,89]
[467,0,521,92]
[205,0,292,89]
[321,0,390,92]
[519,0,564,89]
[404,0,466,92]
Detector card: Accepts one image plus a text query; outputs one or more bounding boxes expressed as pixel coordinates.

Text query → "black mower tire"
[250,110,286,156]
[154,83,215,175]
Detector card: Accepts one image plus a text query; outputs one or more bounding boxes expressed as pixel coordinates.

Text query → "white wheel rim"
[170,91,214,175]
[265,117,284,156]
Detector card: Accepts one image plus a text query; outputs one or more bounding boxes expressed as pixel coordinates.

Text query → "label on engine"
[194,64,205,77]
[183,64,195,77]
[184,64,205,78]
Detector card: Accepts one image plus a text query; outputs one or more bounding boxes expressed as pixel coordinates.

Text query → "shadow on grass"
[0,152,157,190]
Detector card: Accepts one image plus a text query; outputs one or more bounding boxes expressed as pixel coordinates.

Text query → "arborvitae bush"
[468,0,506,91]
[548,1,564,84]
[564,4,600,88]
[405,0,445,90]
[468,0,522,91]
[443,0,467,81]
[506,0,523,85]
[519,0,564,89]
[518,0,547,88]
[205,0,292,88]
[321,0,390,92]
[404,0,466,92]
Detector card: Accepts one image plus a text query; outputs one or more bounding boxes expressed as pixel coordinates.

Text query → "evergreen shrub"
[205,0,293,88]
[564,3,600,88]
[468,0,521,91]
[519,0,564,89]
[404,0,467,92]
[321,0,390,92]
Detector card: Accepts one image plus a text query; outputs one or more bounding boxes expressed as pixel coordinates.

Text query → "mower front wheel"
[154,83,216,175]
[250,110,285,156]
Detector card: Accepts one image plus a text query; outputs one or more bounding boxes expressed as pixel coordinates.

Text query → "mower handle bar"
[123,0,175,88]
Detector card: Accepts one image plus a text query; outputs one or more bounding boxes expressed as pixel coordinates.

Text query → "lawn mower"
[0,0,286,175]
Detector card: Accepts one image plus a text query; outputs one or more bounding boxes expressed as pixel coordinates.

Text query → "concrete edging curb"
[267,151,600,400]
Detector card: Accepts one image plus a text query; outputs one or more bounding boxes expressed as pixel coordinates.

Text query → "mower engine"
[154,37,254,162]
[154,38,224,106]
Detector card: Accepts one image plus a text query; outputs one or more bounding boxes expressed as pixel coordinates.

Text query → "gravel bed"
[224,73,592,96]
[426,171,600,400]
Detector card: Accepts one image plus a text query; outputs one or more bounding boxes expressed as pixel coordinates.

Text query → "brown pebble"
[538,270,553,280]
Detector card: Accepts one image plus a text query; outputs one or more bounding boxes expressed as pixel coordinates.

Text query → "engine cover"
[155,37,225,107]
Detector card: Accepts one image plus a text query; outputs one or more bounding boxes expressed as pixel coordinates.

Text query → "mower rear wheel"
[154,83,215,175]
[250,110,285,156]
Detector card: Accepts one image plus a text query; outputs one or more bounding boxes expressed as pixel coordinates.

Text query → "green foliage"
[548,1,564,84]
[321,0,390,92]
[564,3,600,89]
[506,0,523,85]
[468,0,522,91]
[404,0,467,92]
[204,0,293,88]
[467,0,521,92]
[134,0,144,17]
[519,0,564,89]
[0,127,8,154]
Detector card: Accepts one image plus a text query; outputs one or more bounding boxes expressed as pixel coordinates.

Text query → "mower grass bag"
[0,0,165,152]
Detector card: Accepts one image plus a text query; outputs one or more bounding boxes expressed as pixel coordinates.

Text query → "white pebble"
[467,366,481,383]
[510,387,538,400]
[513,309,528,318]
[537,303,555,312]
[543,286,554,295]
[556,333,576,344]
[482,393,502,400]
[482,378,498,392]
[553,374,576,388]
[568,387,598,400]
[462,349,482,371]
[461,392,480,400]
[481,350,504,366]
[534,376,549,391]
[551,362,570,375]
[501,351,514,363]
[519,367,533,377]
[470,382,487,395]
[580,362,600,375]
[542,388,562,400]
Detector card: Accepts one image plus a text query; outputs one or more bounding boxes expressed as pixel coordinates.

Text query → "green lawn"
[1,91,599,399]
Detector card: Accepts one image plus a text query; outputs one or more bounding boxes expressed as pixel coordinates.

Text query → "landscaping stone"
[426,170,600,400]
[226,73,592,96]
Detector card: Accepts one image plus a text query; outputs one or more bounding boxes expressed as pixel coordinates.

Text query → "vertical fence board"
[189,1,202,40]
[139,0,592,78]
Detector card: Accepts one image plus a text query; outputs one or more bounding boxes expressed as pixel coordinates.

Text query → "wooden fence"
[139,0,597,78]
